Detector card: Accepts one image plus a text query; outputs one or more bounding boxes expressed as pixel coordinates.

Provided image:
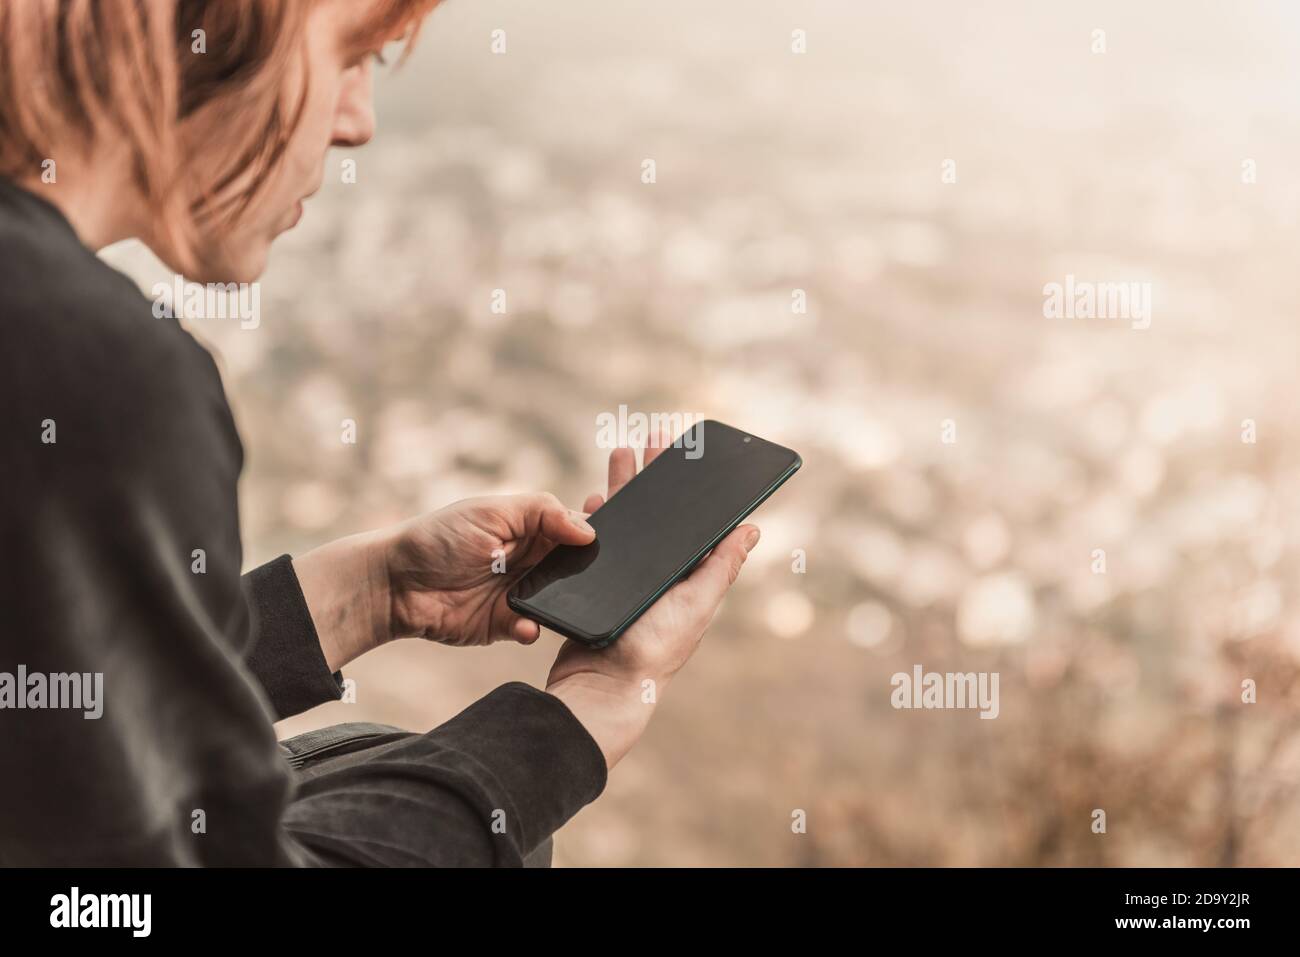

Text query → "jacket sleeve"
[283,681,609,866]
[242,555,344,721]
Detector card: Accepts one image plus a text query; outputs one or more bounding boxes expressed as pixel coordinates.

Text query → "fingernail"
[744,528,760,552]
[570,511,595,535]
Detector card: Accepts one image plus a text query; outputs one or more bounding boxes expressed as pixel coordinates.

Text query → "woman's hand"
[292,493,595,670]
[385,493,597,646]
[546,428,760,770]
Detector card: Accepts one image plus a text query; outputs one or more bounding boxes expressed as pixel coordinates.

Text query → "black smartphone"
[508,419,801,648]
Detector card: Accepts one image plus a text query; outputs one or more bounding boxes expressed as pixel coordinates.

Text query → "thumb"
[685,524,760,603]
[533,494,596,544]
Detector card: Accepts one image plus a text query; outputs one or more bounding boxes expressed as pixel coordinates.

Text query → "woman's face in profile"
[175,0,388,283]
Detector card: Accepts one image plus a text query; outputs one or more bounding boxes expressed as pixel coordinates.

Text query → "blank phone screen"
[511,420,800,643]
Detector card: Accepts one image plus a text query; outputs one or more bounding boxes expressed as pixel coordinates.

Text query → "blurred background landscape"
[106,0,1300,865]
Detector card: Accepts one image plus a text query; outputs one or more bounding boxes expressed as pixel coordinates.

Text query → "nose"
[332,62,376,148]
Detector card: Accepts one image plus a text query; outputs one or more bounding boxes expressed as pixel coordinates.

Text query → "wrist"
[545,671,658,771]
[292,526,395,672]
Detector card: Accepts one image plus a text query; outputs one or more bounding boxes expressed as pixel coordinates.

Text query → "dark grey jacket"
[0,176,606,866]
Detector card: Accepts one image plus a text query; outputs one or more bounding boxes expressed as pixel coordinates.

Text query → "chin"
[148,219,274,284]
[185,243,271,285]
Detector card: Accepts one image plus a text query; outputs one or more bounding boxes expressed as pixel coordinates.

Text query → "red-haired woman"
[0,0,759,866]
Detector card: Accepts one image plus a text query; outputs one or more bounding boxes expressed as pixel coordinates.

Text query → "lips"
[289,183,321,228]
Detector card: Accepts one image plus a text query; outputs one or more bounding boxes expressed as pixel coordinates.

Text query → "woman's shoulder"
[3,181,220,370]
[0,181,241,475]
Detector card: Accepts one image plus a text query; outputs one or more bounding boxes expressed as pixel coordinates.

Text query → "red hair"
[0,0,437,262]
